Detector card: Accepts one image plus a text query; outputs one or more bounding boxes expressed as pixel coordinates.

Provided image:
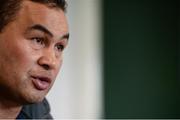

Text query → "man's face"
[0,0,69,104]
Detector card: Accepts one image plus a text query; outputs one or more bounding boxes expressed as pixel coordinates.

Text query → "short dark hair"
[0,0,67,32]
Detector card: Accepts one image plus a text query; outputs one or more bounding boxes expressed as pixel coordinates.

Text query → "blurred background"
[47,0,103,118]
[47,0,180,119]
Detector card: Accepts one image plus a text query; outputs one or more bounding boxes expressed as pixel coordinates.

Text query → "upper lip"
[31,75,52,83]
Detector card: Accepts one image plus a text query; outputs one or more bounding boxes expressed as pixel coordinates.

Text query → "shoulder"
[17,98,53,119]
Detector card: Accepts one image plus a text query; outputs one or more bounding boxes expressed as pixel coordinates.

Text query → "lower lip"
[32,77,50,90]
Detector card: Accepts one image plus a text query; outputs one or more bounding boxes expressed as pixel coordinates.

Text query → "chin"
[17,83,51,105]
[22,96,45,105]
[20,91,47,105]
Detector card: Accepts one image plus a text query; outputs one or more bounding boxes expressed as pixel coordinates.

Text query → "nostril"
[42,64,50,70]
[38,56,56,70]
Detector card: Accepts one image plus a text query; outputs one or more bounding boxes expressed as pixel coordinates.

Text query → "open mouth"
[31,76,51,90]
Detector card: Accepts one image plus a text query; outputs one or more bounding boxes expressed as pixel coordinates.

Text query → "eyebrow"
[29,24,53,37]
[27,24,69,41]
[60,33,69,40]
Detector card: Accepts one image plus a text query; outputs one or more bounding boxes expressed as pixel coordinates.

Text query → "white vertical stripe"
[47,0,103,118]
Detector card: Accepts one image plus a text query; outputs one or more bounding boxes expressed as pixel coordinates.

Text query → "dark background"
[103,0,180,118]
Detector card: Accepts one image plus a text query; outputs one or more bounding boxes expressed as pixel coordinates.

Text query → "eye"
[55,44,64,52]
[31,37,44,45]
[30,37,46,49]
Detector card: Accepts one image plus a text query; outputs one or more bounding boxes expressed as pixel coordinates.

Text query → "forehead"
[16,0,68,36]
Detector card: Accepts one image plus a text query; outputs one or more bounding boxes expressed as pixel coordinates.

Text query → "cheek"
[54,59,63,76]
[0,49,29,88]
[2,41,36,76]
[10,46,34,69]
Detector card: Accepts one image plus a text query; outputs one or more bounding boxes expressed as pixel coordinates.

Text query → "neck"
[0,97,22,119]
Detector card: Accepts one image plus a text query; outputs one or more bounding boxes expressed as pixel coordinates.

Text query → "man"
[0,0,69,119]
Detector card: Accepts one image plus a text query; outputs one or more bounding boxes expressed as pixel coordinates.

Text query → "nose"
[37,48,57,70]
